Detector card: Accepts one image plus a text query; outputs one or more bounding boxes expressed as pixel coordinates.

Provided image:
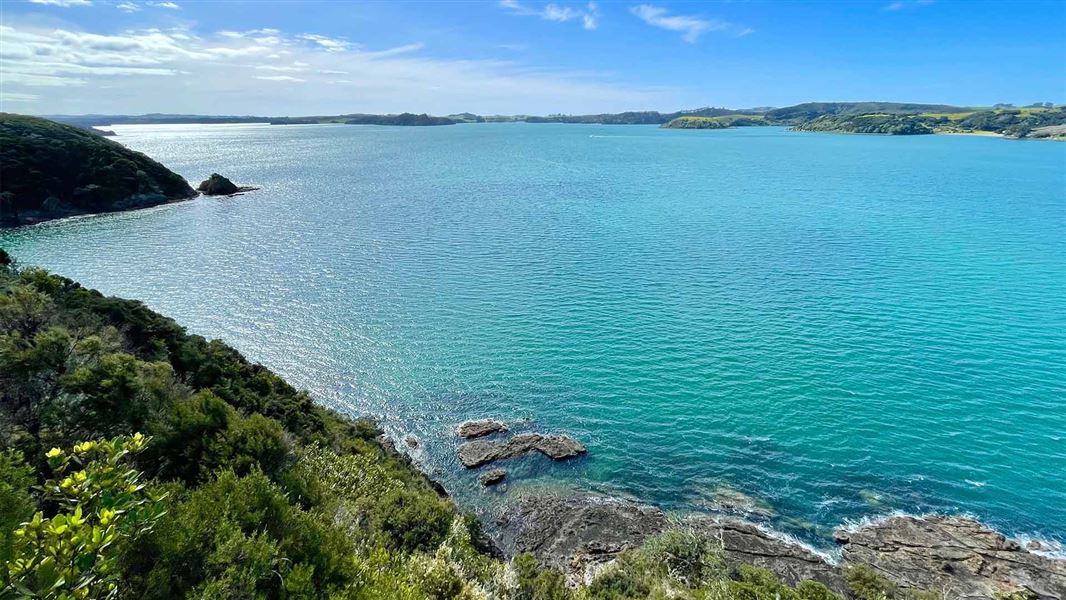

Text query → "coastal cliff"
[0,114,197,227]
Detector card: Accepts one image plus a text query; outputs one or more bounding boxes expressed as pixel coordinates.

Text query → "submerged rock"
[838,516,1066,599]
[197,173,257,196]
[457,433,586,468]
[403,434,419,448]
[456,419,509,439]
[479,468,507,486]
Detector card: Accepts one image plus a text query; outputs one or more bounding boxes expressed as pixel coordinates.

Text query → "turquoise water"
[2,123,1064,551]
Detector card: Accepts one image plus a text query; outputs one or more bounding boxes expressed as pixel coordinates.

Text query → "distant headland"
[45,101,1066,139]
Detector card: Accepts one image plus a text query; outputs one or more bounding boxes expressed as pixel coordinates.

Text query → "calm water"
[2,123,1064,551]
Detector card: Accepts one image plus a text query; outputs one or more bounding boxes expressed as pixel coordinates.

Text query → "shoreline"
[485,483,1066,597]
[388,429,1066,596]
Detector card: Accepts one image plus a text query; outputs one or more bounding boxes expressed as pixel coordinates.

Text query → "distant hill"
[765,102,971,123]
[661,115,769,129]
[0,113,196,227]
[792,106,1066,137]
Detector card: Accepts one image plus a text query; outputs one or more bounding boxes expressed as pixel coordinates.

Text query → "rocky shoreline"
[437,419,1065,599]
[492,491,1066,599]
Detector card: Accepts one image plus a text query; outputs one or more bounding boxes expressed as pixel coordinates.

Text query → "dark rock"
[688,516,844,592]
[535,435,587,460]
[493,492,1066,596]
[456,419,509,439]
[496,493,668,583]
[457,433,586,468]
[197,173,257,196]
[838,516,1066,600]
[404,434,419,448]
[479,468,507,486]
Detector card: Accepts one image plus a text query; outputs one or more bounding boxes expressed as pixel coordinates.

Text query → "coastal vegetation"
[0,252,894,599]
[792,107,1066,137]
[0,114,196,227]
[661,115,769,129]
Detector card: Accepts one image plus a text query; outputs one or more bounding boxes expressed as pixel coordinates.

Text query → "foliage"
[952,107,1066,137]
[764,102,968,124]
[511,553,572,600]
[0,114,196,227]
[4,435,166,600]
[0,450,35,567]
[793,114,936,135]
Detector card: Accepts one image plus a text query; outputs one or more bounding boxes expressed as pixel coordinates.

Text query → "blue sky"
[1,0,1064,115]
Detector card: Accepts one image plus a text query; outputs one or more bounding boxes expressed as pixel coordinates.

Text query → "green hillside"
[0,114,196,227]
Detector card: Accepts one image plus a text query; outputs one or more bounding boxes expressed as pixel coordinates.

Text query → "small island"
[197,173,258,196]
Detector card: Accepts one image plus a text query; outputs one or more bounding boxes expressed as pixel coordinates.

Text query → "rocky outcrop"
[456,419,509,439]
[457,433,586,468]
[479,468,507,486]
[197,173,257,196]
[493,492,1065,597]
[837,516,1066,600]
[496,493,669,583]
[688,516,844,591]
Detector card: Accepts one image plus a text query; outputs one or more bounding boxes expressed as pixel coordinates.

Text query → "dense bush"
[0,114,196,226]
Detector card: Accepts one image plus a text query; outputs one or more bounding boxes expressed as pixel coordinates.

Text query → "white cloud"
[500,0,598,30]
[882,0,934,10]
[1,92,41,103]
[0,22,673,115]
[28,0,91,6]
[255,63,310,72]
[149,1,180,8]
[357,43,424,59]
[255,75,305,82]
[298,33,351,52]
[116,2,141,12]
[631,4,732,43]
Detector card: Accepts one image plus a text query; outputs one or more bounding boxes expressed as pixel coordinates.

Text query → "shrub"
[5,434,166,599]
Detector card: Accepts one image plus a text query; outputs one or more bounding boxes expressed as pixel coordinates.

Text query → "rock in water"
[456,419,509,439]
[456,433,586,468]
[534,435,587,460]
[197,173,257,196]
[838,516,1066,599]
[479,468,507,486]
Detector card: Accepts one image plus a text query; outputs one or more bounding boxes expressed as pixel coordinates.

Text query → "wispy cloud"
[0,21,672,115]
[500,1,599,30]
[0,92,42,102]
[631,4,738,42]
[116,2,140,12]
[28,0,91,6]
[255,75,305,82]
[298,33,351,52]
[148,1,181,8]
[357,42,424,59]
[882,0,933,10]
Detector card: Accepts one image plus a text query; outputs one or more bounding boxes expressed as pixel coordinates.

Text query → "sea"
[2,122,1063,555]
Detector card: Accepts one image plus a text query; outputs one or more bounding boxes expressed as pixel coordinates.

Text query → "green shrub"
[5,435,166,600]
[512,553,572,600]
[642,526,725,588]
[0,449,35,568]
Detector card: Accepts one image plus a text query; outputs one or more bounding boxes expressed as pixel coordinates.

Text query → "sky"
[1,0,1064,116]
